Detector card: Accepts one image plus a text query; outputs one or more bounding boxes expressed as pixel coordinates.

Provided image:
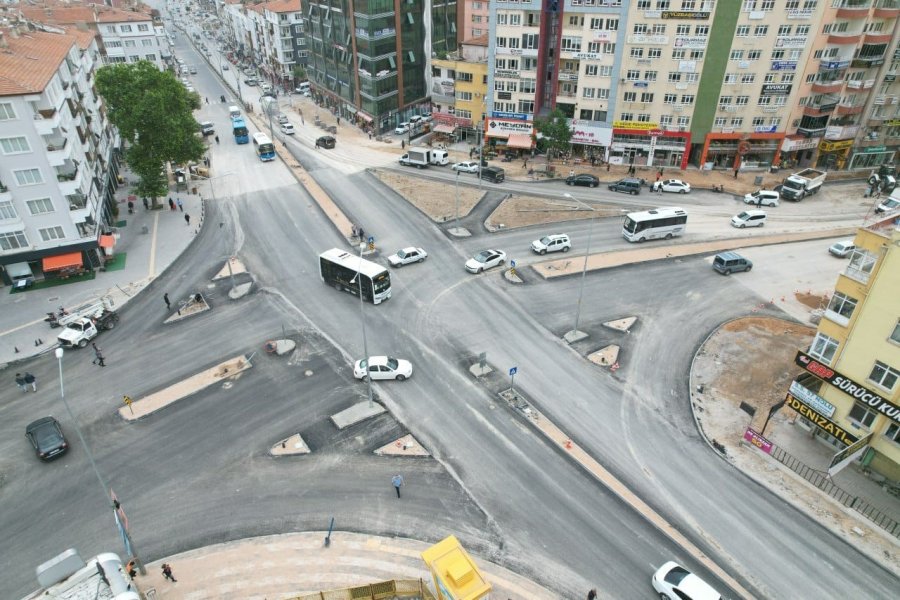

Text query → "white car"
[465,249,506,274]
[409,115,423,124]
[828,239,855,258]
[420,112,433,122]
[222,64,229,70]
[531,234,571,255]
[655,179,691,194]
[452,161,480,173]
[388,247,427,267]
[394,122,410,135]
[353,356,413,381]
[743,189,780,207]
[731,209,767,228]
[651,561,722,600]
[276,114,289,124]
[280,123,295,135]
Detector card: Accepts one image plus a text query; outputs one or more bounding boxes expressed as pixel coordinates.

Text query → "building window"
[741,73,756,84]
[623,91,637,102]
[754,25,769,37]
[0,102,15,120]
[672,49,686,59]
[736,96,749,106]
[39,226,65,241]
[718,95,732,106]
[598,89,610,99]
[730,50,744,61]
[138,24,149,32]
[668,72,682,83]
[599,65,613,77]
[891,321,900,344]
[640,92,654,103]
[714,117,726,127]
[848,401,877,429]
[630,47,644,59]
[145,54,157,61]
[457,92,473,101]
[809,332,840,364]
[676,24,690,35]
[886,423,900,443]
[847,249,877,282]
[747,50,761,61]
[645,70,657,82]
[736,26,750,37]
[27,198,54,215]
[0,230,28,250]
[677,116,690,127]
[0,136,30,154]
[518,100,534,114]
[584,88,597,99]
[142,39,153,47]
[680,94,695,104]
[586,64,598,76]
[868,361,899,391]
[660,115,672,126]
[626,70,641,80]
[649,48,662,59]
[731,117,743,127]
[826,292,857,321]
[637,113,652,122]
[778,25,792,36]
[695,25,709,36]
[753,117,765,127]
[561,37,582,52]
[120,25,132,32]
[620,112,634,121]
[0,200,17,219]
[14,168,42,186]
[665,93,678,104]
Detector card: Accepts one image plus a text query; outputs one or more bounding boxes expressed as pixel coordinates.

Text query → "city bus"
[319,248,392,304]
[622,206,688,242]
[252,132,276,161]
[231,117,249,144]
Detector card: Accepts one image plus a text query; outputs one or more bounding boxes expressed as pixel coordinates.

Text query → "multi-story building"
[431,35,489,142]
[300,0,457,133]
[0,23,121,286]
[246,0,307,89]
[459,0,490,41]
[790,215,900,480]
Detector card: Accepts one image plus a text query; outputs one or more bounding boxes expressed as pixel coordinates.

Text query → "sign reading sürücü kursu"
[795,350,900,425]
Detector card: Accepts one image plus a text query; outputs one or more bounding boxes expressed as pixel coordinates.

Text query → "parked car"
[25,417,69,461]
[465,249,507,274]
[189,66,197,74]
[353,356,413,381]
[713,251,753,275]
[531,234,571,255]
[243,78,257,86]
[608,177,642,195]
[409,115,423,124]
[280,123,295,135]
[261,91,276,99]
[315,135,336,149]
[276,114,289,124]
[731,209,767,228]
[565,174,599,188]
[452,161,481,173]
[394,122,410,135]
[388,247,427,267]
[222,64,229,70]
[651,561,722,600]
[743,189,780,207]
[654,179,691,193]
[420,112,433,122]
[828,239,856,258]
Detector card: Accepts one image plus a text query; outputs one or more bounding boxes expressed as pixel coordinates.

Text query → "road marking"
[148,210,160,278]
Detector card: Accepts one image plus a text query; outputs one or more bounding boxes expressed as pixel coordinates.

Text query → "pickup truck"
[781,168,826,201]
[57,310,119,348]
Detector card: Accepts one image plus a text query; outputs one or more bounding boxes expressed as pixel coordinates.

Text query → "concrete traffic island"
[164,292,211,323]
[270,433,310,456]
[604,316,637,332]
[331,401,386,429]
[588,345,620,368]
[502,268,524,284]
[118,354,253,420]
[375,434,430,457]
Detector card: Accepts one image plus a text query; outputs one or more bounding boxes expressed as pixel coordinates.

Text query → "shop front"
[609,121,690,169]
[698,132,784,171]
[816,139,854,170]
[848,144,896,170]
[570,120,613,164]
[485,117,534,156]
[779,135,821,169]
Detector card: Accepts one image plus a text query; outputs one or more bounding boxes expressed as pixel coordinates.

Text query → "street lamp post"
[564,192,597,343]
[454,170,461,231]
[352,243,374,408]
[55,348,145,574]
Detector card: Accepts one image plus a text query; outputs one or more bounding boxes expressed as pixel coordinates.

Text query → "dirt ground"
[485,194,627,230]
[373,170,485,223]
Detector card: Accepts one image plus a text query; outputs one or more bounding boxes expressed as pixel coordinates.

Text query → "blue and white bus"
[231,117,249,144]
[252,132,276,161]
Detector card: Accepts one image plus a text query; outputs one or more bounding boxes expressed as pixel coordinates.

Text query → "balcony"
[45,138,71,167]
[56,163,78,183]
[804,95,840,116]
[33,107,62,136]
[797,126,827,137]
[811,80,843,94]
[874,0,900,17]
[827,33,862,45]
[836,104,865,115]
[836,0,872,18]
[0,181,10,202]
[819,59,851,71]
[67,192,87,210]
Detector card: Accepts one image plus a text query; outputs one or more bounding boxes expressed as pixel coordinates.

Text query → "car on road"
[222,63,229,70]
[189,66,197,74]
[479,166,506,183]
[26,416,69,461]
[261,91,276,99]
[608,177,642,195]
[280,123,295,135]
[731,209,767,228]
[276,114,289,124]
[315,135,336,149]
[388,247,427,267]
[409,115,423,124]
[565,173,599,188]
[420,112,433,122]
[531,234,571,255]
[713,251,753,275]
[199,121,215,136]
[394,122,410,135]
[828,239,856,258]
[353,356,413,381]
[452,161,481,173]
[654,179,691,194]
[465,249,507,273]
[743,189,780,207]
[651,561,722,600]
[243,78,257,86]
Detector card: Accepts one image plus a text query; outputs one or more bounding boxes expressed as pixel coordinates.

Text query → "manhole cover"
[222,381,234,389]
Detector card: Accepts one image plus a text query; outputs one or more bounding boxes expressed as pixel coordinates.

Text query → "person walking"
[168,197,176,211]
[15,373,26,392]
[164,293,171,310]
[161,563,177,582]
[391,474,403,498]
[91,343,106,367]
[587,589,597,600]
[184,213,191,226]
[24,372,36,392]
[176,198,184,212]
[214,134,220,144]
[733,166,740,179]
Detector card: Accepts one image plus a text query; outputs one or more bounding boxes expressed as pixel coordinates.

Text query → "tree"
[293,65,307,83]
[533,108,572,162]
[96,62,205,207]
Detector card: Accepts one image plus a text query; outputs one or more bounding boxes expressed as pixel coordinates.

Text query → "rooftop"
[0,28,76,96]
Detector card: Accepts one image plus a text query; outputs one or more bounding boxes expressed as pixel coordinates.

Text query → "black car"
[315,135,336,149]
[26,417,68,461]
[479,166,505,183]
[566,173,599,188]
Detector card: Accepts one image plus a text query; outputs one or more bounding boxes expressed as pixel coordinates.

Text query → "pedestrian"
[336,116,340,126]
[161,563,177,582]
[24,372,36,392]
[401,139,406,149]
[143,197,149,210]
[569,169,575,178]
[168,197,175,211]
[15,373,26,392]
[92,343,106,367]
[176,198,184,212]
[205,97,209,104]
[185,213,191,226]
[391,474,403,498]
[733,167,739,179]
[656,172,662,182]
[606,162,610,172]
[164,293,171,309]
[587,589,597,600]
[756,197,762,208]
[523,159,528,168]
[214,134,220,144]
[368,131,372,139]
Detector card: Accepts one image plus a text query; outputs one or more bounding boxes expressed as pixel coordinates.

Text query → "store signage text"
[743,427,774,454]
[819,139,853,151]
[612,120,658,130]
[492,111,528,121]
[771,61,798,71]
[786,394,858,446]
[789,380,836,417]
[487,118,533,135]
[661,11,709,19]
[775,36,807,49]
[761,84,793,96]
[674,36,708,49]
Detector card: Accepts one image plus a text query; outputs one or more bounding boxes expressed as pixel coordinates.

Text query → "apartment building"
[300,0,457,132]
[0,25,121,286]
[246,0,307,88]
[790,216,900,480]
[431,36,489,142]
[19,2,169,71]
[459,0,490,41]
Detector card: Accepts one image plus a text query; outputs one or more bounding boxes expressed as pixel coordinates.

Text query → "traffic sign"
[509,366,517,376]
[367,236,374,244]
[510,259,516,268]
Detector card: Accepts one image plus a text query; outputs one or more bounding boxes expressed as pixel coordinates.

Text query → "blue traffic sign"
[510,259,516,268]
[509,366,518,376]
[367,236,374,244]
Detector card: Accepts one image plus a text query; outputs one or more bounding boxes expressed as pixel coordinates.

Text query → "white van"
[228,105,241,119]
[731,209,767,228]
[876,191,900,214]
[430,149,449,166]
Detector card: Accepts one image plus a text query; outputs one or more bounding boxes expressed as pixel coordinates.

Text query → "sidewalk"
[0,166,205,367]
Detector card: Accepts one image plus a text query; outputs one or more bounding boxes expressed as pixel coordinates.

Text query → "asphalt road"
[2,12,897,600]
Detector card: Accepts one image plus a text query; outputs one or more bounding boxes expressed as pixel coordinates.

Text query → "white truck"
[57,298,119,348]
[780,168,826,201]
[398,148,431,168]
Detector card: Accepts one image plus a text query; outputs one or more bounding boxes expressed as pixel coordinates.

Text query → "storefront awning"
[357,112,373,123]
[434,124,455,134]
[42,252,83,272]
[506,134,533,149]
[99,234,115,249]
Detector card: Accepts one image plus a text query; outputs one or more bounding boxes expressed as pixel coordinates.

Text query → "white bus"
[622,207,688,242]
[252,132,275,161]
[319,248,392,304]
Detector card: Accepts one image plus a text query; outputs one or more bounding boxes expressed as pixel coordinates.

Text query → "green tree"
[533,108,572,162]
[293,65,307,82]
[96,61,205,207]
